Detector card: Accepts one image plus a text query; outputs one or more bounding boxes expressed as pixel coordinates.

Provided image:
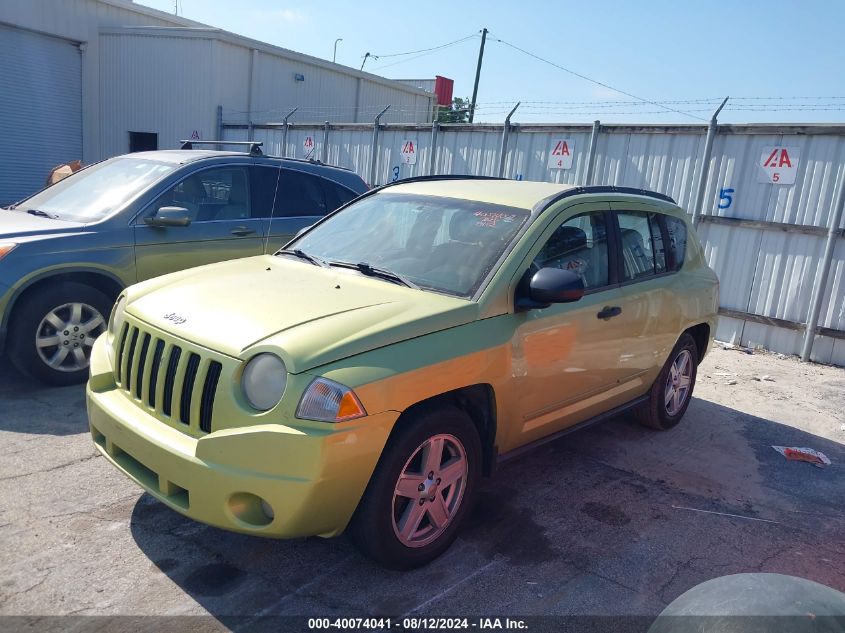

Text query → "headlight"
[0,242,17,261]
[296,377,366,422]
[109,295,127,340]
[242,353,287,411]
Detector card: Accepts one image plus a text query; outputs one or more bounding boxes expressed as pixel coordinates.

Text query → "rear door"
[260,168,340,253]
[610,203,681,382]
[133,165,264,281]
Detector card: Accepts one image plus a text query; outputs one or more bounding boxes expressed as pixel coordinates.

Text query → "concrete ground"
[1,346,844,628]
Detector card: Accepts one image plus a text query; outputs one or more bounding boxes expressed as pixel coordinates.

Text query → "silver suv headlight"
[242,353,287,411]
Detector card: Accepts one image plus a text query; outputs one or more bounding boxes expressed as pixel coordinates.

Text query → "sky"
[138,0,845,125]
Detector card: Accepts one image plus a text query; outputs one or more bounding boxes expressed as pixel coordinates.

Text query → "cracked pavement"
[1,346,844,624]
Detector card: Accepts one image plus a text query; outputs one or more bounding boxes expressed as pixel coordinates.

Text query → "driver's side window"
[533,212,610,289]
[147,167,250,223]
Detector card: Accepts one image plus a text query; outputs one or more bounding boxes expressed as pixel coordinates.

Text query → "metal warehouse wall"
[223,121,845,365]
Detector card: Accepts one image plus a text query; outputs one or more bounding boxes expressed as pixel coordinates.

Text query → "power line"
[489,35,708,122]
[367,33,479,59]
[369,35,479,71]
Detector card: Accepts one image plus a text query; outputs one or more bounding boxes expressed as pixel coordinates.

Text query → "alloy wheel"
[664,349,693,416]
[392,433,468,548]
[35,302,106,372]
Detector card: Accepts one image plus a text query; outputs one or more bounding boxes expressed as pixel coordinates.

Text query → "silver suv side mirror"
[146,206,192,227]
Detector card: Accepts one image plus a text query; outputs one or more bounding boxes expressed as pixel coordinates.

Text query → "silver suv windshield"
[288,192,530,298]
[12,157,176,222]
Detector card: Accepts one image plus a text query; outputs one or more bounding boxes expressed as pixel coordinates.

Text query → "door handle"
[230,226,255,236]
[597,306,622,320]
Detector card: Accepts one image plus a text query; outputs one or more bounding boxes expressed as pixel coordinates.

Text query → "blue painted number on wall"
[718,188,734,209]
[392,166,400,182]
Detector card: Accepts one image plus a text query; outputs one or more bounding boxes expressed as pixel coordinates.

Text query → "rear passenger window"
[533,212,609,289]
[664,216,688,271]
[277,170,327,217]
[322,181,358,211]
[617,211,667,281]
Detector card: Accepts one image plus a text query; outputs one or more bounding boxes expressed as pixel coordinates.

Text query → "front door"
[511,203,646,446]
[134,165,265,281]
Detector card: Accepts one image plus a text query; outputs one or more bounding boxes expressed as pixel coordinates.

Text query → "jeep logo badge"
[163,312,187,325]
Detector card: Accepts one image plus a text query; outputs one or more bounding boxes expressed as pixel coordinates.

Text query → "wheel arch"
[390,384,498,477]
[684,322,711,364]
[2,268,125,343]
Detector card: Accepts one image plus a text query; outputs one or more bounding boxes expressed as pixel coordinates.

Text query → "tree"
[437,97,471,123]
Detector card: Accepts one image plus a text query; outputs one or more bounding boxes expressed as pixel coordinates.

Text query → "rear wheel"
[8,282,112,386]
[347,407,481,570]
[637,332,698,430]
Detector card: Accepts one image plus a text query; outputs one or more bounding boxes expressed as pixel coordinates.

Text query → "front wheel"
[8,282,112,386]
[636,332,699,431]
[347,407,482,570]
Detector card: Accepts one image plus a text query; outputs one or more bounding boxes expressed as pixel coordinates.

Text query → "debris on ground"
[777,354,788,360]
[840,423,845,432]
[714,372,736,377]
[715,340,755,355]
[772,446,832,468]
[725,380,738,385]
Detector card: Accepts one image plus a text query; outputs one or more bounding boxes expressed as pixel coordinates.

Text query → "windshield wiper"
[276,249,328,267]
[328,261,419,289]
[27,209,60,219]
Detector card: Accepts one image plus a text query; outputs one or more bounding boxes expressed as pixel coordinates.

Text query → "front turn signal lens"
[296,377,366,422]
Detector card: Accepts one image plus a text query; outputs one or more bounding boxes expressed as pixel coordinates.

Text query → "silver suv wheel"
[35,302,106,372]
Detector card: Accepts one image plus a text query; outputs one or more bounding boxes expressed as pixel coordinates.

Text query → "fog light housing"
[227,492,273,527]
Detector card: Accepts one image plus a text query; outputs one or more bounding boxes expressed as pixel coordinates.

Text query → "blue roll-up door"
[0,24,82,206]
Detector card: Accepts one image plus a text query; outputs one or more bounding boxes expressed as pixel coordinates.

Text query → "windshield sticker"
[473,211,519,227]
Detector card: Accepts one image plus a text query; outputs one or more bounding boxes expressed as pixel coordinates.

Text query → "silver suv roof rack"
[179,140,263,156]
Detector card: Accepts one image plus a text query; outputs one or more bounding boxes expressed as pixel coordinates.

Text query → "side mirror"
[145,206,191,227]
[517,267,585,311]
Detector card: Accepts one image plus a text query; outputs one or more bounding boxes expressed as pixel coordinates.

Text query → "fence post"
[584,119,601,185]
[322,120,330,163]
[369,105,390,186]
[691,97,729,226]
[497,102,520,178]
[280,108,297,158]
[428,120,440,175]
[800,170,845,362]
[216,105,223,141]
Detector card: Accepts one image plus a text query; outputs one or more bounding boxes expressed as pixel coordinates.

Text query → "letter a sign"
[758,146,800,184]
[302,135,315,160]
[400,139,417,165]
[547,138,575,170]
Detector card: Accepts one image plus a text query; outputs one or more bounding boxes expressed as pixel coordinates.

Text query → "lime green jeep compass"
[87,177,719,569]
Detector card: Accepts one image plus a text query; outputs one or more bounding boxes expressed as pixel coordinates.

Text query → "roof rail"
[566,186,676,204]
[179,140,263,156]
[375,174,506,190]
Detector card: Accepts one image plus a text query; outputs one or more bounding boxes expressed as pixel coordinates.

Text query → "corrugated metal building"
[0,0,435,204]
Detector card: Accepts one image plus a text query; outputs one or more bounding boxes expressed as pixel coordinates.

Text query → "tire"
[636,332,699,431]
[347,406,482,570]
[8,282,113,386]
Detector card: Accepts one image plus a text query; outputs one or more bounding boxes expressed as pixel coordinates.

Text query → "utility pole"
[468,27,488,123]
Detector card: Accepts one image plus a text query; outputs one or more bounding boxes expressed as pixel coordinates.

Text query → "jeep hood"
[126,255,478,373]
[0,209,84,238]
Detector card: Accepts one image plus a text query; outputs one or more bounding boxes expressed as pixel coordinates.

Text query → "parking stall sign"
[547,138,575,170]
[758,146,800,184]
[302,135,315,159]
[400,139,417,165]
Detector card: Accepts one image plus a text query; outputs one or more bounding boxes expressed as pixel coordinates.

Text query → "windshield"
[12,157,176,222]
[289,192,531,298]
